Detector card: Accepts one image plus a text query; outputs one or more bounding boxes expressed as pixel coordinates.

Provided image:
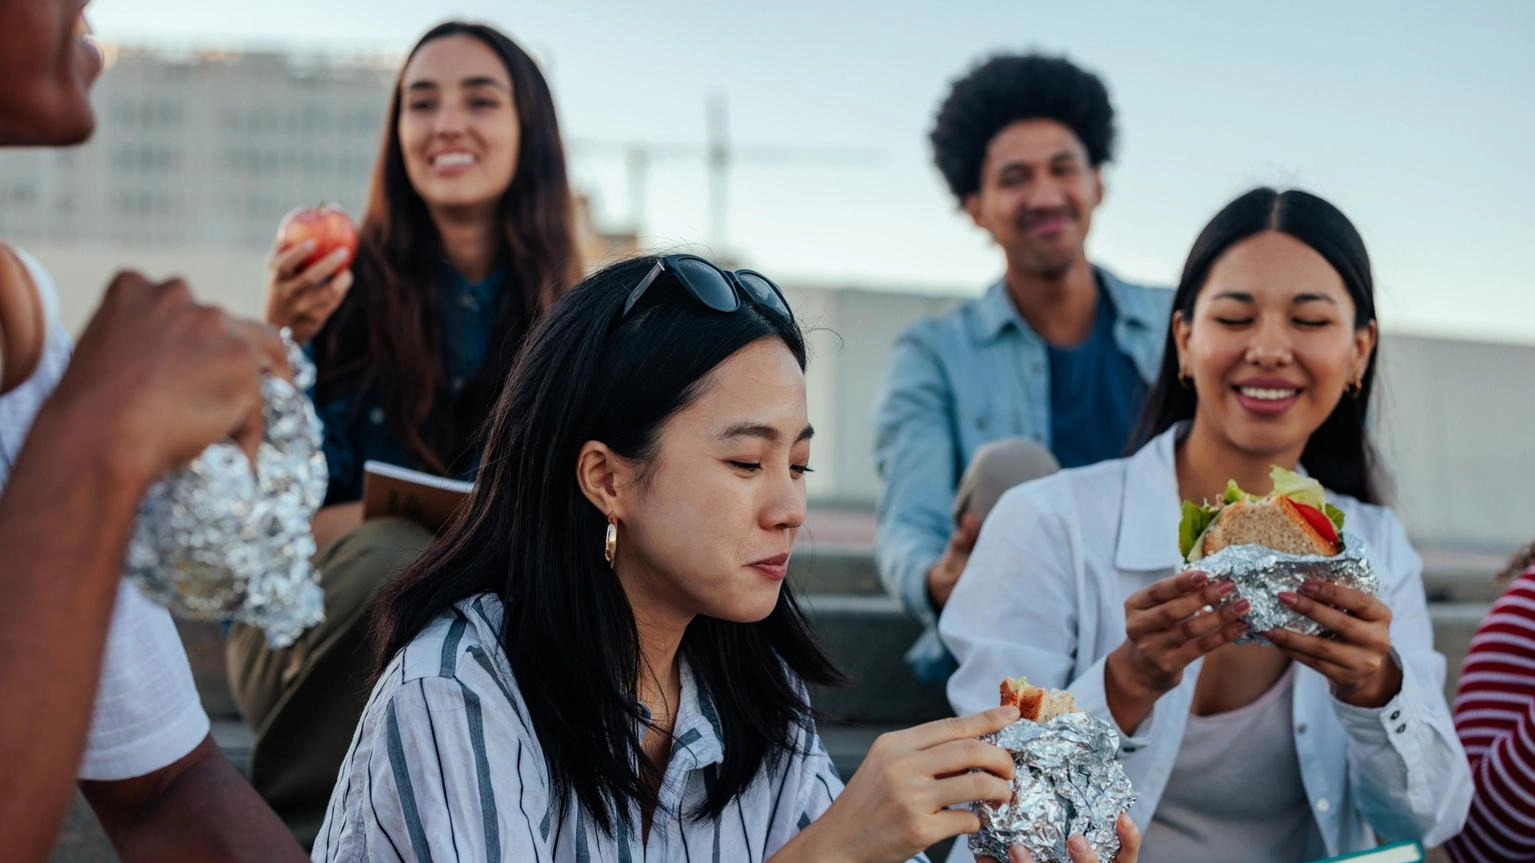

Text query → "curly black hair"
[930,53,1116,203]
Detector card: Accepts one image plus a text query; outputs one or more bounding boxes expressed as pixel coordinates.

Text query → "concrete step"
[790,541,1512,602]
[803,593,949,725]
[175,589,1499,734]
[801,592,1490,725]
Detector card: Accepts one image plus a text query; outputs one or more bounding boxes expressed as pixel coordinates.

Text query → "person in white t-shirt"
[0,1,306,860]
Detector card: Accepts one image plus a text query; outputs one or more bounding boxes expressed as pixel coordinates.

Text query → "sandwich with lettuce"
[1179,466,1345,563]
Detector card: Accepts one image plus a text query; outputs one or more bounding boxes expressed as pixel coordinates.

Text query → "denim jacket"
[871,267,1171,682]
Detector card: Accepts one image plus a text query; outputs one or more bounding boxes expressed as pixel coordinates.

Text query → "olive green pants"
[225,516,434,849]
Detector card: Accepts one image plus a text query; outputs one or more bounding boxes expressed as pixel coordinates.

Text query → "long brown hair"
[314,21,580,476]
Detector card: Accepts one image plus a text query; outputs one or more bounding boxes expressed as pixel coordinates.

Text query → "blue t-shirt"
[1046,288,1148,468]
[313,264,507,504]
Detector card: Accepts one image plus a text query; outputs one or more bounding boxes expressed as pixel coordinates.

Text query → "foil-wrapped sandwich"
[1179,465,1378,646]
[969,677,1135,863]
[123,333,327,648]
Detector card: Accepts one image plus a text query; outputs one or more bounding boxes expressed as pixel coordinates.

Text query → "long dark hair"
[1134,188,1382,503]
[313,21,580,477]
[372,256,843,835]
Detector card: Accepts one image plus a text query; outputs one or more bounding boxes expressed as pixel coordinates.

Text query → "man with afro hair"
[872,53,1171,683]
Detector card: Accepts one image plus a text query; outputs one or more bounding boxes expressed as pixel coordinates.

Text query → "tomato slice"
[1292,501,1339,545]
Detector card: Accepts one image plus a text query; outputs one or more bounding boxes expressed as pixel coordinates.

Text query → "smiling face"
[591,337,812,628]
[396,34,520,217]
[1175,230,1377,462]
[0,0,104,146]
[964,118,1103,280]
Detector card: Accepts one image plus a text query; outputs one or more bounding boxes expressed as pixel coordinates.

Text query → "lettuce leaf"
[1179,501,1219,559]
[1269,465,1326,509]
[1324,503,1345,530]
[1224,479,1262,504]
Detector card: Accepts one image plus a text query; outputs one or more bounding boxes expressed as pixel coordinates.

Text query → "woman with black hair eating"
[314,255,1138,862]
[941,188,1470,862]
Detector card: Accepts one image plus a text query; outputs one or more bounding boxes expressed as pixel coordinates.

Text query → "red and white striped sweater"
[1445,566,1535,863]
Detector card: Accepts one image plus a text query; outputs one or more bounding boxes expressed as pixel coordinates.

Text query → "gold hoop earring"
[604,512,619,569]
[1348,375,1364,398]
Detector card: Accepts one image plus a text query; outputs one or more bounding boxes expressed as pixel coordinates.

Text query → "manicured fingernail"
[994,705,1020,719]
[1189,572,1208,586]
[1236,622,1250,633]
[1234,599,1251,614]
[1216,580,1235,596]
[1278,591,1298,607]
[1300,581,1320,595]
[1067,835,1089,853]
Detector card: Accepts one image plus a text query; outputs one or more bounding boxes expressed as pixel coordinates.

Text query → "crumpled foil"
[124,333,327,648]
[1182,531,1378,647]
[969,712,1136,863]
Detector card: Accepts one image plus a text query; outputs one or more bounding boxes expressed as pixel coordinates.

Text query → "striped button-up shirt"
[314,593,926,862]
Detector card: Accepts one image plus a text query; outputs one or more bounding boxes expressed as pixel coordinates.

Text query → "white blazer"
[939,425,1471,860]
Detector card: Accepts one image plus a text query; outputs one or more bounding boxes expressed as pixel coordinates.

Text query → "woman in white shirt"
[314,254,1139,863]
[941,188,1471,862]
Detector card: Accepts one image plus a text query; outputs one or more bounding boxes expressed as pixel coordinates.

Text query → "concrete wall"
[783,280,1534,553]
[26,246,1535,552]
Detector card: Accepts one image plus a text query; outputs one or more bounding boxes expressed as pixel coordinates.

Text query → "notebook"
[1304,840,1424,863]
[360,460,473,532]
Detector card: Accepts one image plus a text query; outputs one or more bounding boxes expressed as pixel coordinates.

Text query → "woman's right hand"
[790,706,1019,863]
[1105,569,1250,731]
[263,238,354,344]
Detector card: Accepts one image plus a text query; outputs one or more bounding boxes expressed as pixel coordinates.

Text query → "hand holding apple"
[265,204,358,344]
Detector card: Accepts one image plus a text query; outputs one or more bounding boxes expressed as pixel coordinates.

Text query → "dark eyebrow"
[405,77,509,93]
[461,75,510,91]
[717,423,815,444]
[1211,291,1255,303]
[1292,293,1337,305]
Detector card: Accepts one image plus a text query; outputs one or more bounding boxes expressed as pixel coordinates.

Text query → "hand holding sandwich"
[1105,569,1252,732]
[1268,580,1401,708]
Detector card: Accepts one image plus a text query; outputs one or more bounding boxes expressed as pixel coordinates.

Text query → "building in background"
[0,47,392,247]
[0,45,637,262]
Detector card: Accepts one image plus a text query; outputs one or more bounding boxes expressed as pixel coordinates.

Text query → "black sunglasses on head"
[621,254,792,320]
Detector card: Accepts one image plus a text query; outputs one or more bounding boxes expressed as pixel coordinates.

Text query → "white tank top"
[1140,664,1317,863]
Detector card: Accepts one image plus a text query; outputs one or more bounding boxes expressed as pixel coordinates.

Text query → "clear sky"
[87,0,1535,343]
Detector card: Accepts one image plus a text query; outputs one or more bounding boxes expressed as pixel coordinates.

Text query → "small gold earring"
[604,512,618,569]
[1348,374,1364,398]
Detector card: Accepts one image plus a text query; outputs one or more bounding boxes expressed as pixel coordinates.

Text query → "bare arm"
[0,405,149,863]
[81,735,305,862]
[312,501,363,551]
[0,274,282,860]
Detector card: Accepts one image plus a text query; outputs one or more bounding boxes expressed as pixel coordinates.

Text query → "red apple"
[276,204,358,272]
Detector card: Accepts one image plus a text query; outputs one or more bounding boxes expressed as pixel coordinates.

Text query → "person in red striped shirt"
[1445,542,1535,863]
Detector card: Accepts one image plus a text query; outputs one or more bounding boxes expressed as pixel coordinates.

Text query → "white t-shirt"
[0,247,208,781]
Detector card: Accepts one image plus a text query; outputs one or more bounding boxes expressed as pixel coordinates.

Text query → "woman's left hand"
[978,813,1141,863]
[1268,580,1403,708]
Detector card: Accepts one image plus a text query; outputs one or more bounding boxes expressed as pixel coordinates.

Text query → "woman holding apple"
[230,19,581,847]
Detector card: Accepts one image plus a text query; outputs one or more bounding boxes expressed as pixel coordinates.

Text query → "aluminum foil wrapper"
[969,712,1135,863]
[1182,532,1378,647]
[124,333,327,648]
